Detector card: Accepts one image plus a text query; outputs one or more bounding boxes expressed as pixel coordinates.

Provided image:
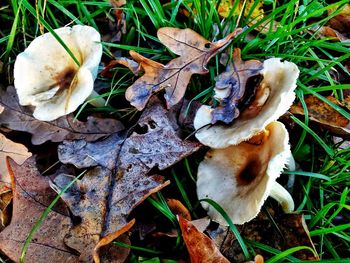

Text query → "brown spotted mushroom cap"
[196,121,294,225]
[14,25,102,121]
[194,58,299,148]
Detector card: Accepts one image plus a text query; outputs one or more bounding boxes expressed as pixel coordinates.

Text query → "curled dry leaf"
[178,216,229,263]
[212,48,263,124]
[0,157,78,262]
[167,199,191,221]
[54,99,200,262]
[0,133,32,193]
[125,27,242,110]
[290,95,350,137]
[0,86,124,145]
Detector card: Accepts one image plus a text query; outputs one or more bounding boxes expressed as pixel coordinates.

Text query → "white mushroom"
[197,121,295,225]
[194,58,299,148]
[14,25,103,121]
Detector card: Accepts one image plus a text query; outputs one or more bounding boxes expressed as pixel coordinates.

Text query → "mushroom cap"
[197,121,291,225]
[14,25,102,121]
[194,58,299,148]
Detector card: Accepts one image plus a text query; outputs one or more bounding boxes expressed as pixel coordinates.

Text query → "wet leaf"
[212,48,263,124]
[0,157,78,262]
[125,28,242,110]
[53,99,200,262]
[0,133,32,193]
[178,216,230,263]
[0,86,124,145]
[290,95,350,137]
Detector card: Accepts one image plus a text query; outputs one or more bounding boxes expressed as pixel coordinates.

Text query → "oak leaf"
[53,99,200,262]
[0,86,124,145]
[212,48,262,124]
[178,216,229,263]
[0,133,32,193]
[0,157,78,262]
[125,27,242,110]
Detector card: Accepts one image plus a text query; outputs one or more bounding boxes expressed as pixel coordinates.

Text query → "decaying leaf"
[0,86,124,145]
[206,211,318,261]
[125,27,242,110]
[313,26,349,42]
[212,48,263,124]
[290,95,350,137]
[0,157,78,262]
[53,99,200,262]
[0,133,32,193]
[178,216,230,263]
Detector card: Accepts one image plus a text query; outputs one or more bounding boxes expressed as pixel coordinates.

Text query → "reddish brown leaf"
[0,157,78,262]
[167,199,191,221]
[125,27,242,110]
[290,95,350,137]
[0,86,124,145]
[178,216,230,263]
[212,48,263,124]
[52,99,200,261]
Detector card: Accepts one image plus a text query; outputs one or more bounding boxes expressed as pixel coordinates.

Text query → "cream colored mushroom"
[197,121,295,225]
[194,58,299,148]
[14,25,103,121]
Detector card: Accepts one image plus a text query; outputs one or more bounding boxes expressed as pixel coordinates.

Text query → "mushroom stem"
[286,152,296,171]
[87,90,107,107]
[269,182,295,213]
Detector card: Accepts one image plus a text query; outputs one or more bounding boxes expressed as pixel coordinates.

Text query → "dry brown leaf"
[125,27,242,110]
[212,48,263,124]
[178,216,230,263]
[101,57,140,78]
[167,199,191,221]
[328,4,350,36]
[0,133,32,194]
[313,26,349,42]
[0,86,124,145]
[0,157,78,262]
[290,95,350,137]
[52,99,200,262]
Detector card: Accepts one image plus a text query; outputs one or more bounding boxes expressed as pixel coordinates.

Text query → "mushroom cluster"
[14,25,103,121]
[194,52,299,225]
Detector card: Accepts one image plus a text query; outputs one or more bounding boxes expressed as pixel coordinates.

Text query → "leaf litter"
[0,20,346,262]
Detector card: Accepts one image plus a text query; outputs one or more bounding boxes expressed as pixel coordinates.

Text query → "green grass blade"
[200,198,251,260]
